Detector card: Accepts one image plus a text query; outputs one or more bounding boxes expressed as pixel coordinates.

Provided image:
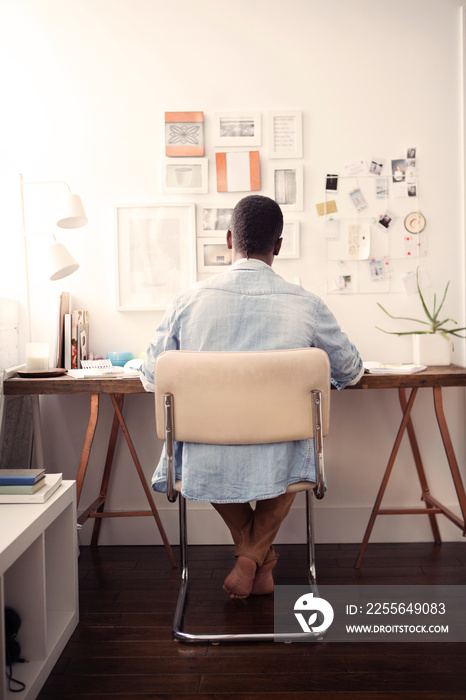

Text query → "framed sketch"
[279,220,300,258]
[270,162,304,211]
[198,203,234,237]
[268,110,303,158]
[165,111,204,157]
[115,203,195,310]
[213,111,261,147]
[197,236,232,274]
[162,158,208,194]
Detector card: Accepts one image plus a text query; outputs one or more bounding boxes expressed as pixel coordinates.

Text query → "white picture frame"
[213,111,261,147]
[197,203,235,237]
[115,203,196,310]
[280,219,300,258]
[161,158,208,194]
[270,162,304,211]
[268,110,303,158]
[197,236,232,274]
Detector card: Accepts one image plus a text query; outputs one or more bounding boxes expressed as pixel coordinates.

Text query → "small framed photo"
[270,162,303,211]
[268,110,303,158]
[162,158,208,194]
[213,111,261,147]
[279,219,300,258]
[165,111,204,157]
[115,203,196,310]
[198,203,235,237]
[197,237,232,273]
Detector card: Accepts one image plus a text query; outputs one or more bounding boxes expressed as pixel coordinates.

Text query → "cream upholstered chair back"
[154,348,330,446]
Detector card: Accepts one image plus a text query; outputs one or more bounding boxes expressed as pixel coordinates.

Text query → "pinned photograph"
[369,158,385,175]
[407,147,417,159]
[391,158,406,182]
[369,259,387,281]
[325,174,339,193]
[377,210,396,230]
[375,178,389,198]
[338,274,354,293]
[349,187,368,212]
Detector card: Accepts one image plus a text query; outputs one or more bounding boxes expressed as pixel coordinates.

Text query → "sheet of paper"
[316,200,337,216]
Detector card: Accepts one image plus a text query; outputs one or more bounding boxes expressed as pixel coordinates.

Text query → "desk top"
[3,365,466,396]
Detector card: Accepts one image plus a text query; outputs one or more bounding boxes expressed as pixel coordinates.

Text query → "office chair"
[154,348,331,643]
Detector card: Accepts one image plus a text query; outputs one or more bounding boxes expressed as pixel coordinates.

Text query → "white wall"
[1,0,465,546]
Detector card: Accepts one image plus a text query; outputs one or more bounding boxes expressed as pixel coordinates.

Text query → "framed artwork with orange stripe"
[215,151,261,192]
[165,111,204,157]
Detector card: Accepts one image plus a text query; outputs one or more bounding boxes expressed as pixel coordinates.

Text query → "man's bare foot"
[223,556,257,599]
[251,559,276,595]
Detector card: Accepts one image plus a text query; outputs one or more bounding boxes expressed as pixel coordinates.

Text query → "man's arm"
[313,300,363,390]
[140,303,180,392]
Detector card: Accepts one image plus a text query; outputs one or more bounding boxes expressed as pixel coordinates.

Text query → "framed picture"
[279,220,300,258]
[213,111,261,147]
[268,110,303,158]
[162,158,208,194]
[198,203,235,237]
[216,151,261,192]
[115,203,196,310]
[164,111,204,157]
[197,236,232,274]
[270,162,304,211]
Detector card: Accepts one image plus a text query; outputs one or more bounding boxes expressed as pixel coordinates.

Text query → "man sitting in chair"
[141,195,363,599]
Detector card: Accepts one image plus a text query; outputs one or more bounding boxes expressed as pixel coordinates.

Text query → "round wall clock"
[404,211,426,234]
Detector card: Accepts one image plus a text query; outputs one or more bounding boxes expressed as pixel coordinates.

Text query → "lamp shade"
[56,192,88,228]
[48,242,80,280]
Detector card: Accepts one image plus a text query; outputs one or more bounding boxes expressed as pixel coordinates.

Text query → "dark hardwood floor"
[37,541,466,699]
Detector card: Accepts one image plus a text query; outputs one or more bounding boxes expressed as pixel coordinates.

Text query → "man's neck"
[232,251,274,266]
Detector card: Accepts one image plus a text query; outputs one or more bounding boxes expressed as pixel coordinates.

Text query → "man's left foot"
[251,559,276,595]
[223,556,257,599]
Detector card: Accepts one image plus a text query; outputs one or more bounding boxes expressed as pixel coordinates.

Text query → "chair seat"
[175,480,315,494]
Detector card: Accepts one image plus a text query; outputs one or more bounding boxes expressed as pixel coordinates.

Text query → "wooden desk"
[346,365,466,567]
[4,374,176,568]
[4,366,466,569]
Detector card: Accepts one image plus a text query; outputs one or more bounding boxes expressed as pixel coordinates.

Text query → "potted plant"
[376,269,466,365]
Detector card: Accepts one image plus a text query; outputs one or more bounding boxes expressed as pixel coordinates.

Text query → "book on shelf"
[0,469,46,485]
[71,310,89,369]
[57,291,71,368]
[0,477,46,494]
[0,473,62,504]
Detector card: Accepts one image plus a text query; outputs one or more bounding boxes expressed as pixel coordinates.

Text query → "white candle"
[25,343,49,370]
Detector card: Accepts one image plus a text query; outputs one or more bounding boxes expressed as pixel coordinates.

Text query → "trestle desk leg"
[90,394,124,546]
[355,387,418,569]
[109,393,177,568]
[399,388,441,543]
[75,394,99,507]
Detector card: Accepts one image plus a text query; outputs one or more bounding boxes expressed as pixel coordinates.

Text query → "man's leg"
[212,493,296,598]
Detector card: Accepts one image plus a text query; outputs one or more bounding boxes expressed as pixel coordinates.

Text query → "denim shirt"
[141,259,362,503]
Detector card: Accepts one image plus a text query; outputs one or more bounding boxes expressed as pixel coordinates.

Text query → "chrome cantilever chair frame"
[155,348,331,644]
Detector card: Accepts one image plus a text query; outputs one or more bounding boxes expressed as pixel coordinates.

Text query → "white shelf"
[0,481,78,699]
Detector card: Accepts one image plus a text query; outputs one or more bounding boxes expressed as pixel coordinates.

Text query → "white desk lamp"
[19,173,88,468]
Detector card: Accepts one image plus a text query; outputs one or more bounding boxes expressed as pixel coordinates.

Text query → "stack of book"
[0,470,63,503]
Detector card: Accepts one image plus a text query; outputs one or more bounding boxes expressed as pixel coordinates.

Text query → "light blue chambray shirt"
[141,259,363,503]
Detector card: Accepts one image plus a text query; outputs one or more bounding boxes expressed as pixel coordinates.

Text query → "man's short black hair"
[230,195,283,258]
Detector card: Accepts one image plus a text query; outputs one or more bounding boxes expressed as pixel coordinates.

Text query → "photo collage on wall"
[315,148,426,294]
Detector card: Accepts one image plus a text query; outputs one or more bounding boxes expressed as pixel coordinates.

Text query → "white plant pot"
[413,334,451,366]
